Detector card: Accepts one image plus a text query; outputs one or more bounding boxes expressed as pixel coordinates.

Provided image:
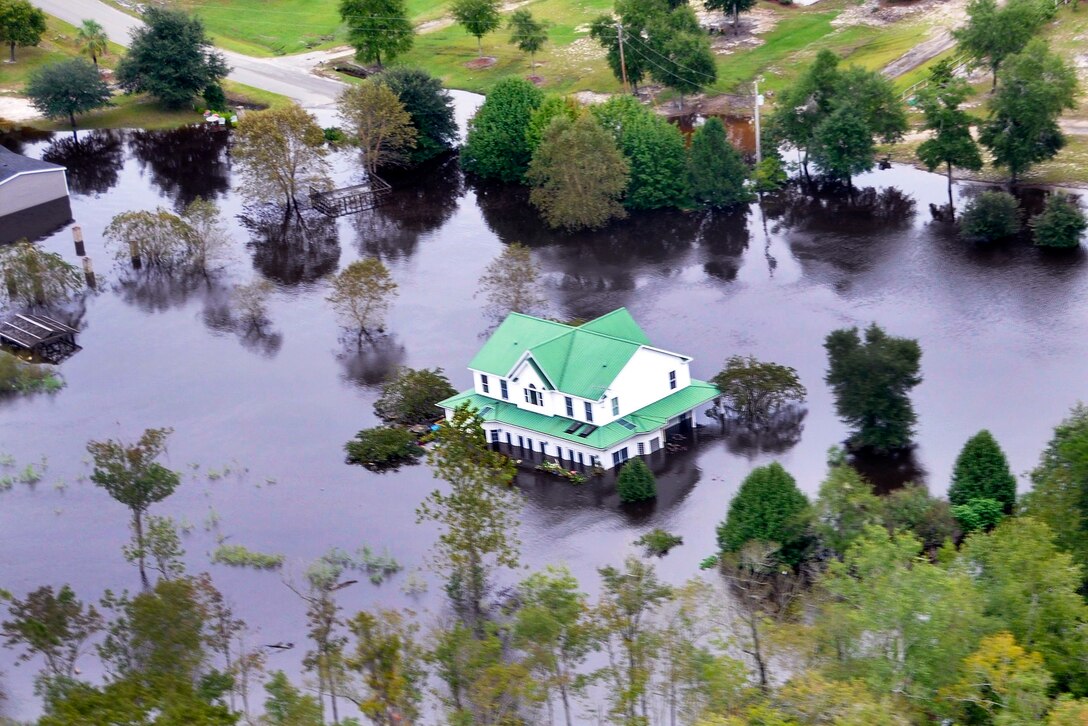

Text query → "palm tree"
[76,19,109,68]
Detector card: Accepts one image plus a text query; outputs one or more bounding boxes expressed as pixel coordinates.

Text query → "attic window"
[617,418,636,431]
[578,425,598,438]
[479,406,494,417]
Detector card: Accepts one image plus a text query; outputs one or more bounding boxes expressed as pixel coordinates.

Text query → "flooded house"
[0,145,72,244]
[439,308,720,470]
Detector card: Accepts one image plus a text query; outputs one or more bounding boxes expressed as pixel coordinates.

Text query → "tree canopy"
[712,355,807,426]
[959,190,1021,243]
[949,429,1017,513]
[326,257,399,346]
[954,0,1052,88]
[688,117,753,208]
[508,9,548,69]
[617,458,657,502]
[374,366,457,426]
[462,77,544,182]
[1032,194,1088,248]
[341,0,414,67]
[377,67,457,164]
[916,60,983,206]
[76,19,108,67]
[232,104,330,212]
[0,0,45,62]
[337,80,418,174]
[451,0,502,56]
[115,7,229,109]
[26,59,112,136]
[717,462,810,565]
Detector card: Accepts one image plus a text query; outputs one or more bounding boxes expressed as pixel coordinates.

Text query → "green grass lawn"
[0,15,126,93]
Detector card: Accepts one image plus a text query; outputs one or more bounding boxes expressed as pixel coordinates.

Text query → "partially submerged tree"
[377,67,457,164]
[1032,193,1087,248]
[508,9,548,70]
[476,242,549,319]
[959,190,1021,243]
[824,323,922,452]
[115,7,229,109]
[326,257,399,346]
[76,19,108,68]
[915,60,983,208]
[617,458,657,503]
[345,608,426,724]
[451,0,502,57]
[527,113,630,231]
[462,77,544,182]
[0,0,45,63]
[337,80,418,174]
[104,200,231,273]
[232,104,330,214]
[87,428,181,588]
[717,462,810,566]
[341,0,414,68]
[374,366,457,426]
[0,240,82,309]
[688,117,752,208]
[711,355,806,427]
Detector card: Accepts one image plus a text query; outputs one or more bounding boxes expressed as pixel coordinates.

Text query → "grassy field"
[0,15,126,93]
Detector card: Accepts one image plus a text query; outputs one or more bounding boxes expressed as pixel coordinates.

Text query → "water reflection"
[129,126,231,210]
[765,183,917,236]
[850,447,927,494]
[243,209,340,286]
[42,131,124,196]
[709,407,808,460]
[337,336,407,389]
[114,266,228,314]
[201,286,284,358]
[697,209,751,282]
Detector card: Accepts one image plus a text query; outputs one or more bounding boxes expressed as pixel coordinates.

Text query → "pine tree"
[717,462,809,565]
[949,430,1017,513]
[617,458,657,503]
[688,117,752,209]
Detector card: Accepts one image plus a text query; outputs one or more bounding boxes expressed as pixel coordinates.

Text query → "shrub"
[0,351,63,394]
[462,77,543,182]
[960,190,1020,242]
[211,544,285,570]
[882,483,961,552]
[717,462,809,565]
[202,83,226,112]
[635,528,683,556]
[345,426,423,469]
[374,367,457,426]
[617,458,656,502]
[1031,193,1087,248]
[951,497,1004,533]
[949,429,1016,513]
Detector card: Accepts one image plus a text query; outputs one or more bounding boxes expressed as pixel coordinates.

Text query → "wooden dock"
[310,176,392,217]
[0,313,80,363]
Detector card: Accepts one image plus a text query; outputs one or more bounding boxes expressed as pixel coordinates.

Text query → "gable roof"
[0,146,65,185]
[468,308,670,400]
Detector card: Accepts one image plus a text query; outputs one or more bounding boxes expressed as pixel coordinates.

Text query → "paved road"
[35,0,346,107]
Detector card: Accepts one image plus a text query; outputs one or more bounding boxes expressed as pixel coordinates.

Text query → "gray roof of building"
[0,145,65,184]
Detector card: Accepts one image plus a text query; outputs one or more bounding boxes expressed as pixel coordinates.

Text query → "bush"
[960,190,1020,243]
[202,83,226,112]
[462,77,543,182]
[635,528,682,556]
[949,429,1016,513]
[1031,193,1087,248]
[617,458,656,502]
[717,462,809,565]
[951,497,1004,533]
[323,126,346,143]
[0,351,63,394]
[211,544,285,570]
[374,366,457,426]
[882,483,961,552]
[345,426,423,469]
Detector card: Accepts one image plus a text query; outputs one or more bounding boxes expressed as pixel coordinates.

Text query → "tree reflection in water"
[242,207,340,286]
[697,208,751,282]
[201,285,284,358]
[337,336,407,389]
[707,406,807,460]
[129,126,231,210]
[42,130,124,196]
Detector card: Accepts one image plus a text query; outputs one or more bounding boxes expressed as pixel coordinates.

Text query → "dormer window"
[524,384,542,406]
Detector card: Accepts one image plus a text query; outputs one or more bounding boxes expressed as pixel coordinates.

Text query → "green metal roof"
[466,308,661,400]
[438,380,719,451]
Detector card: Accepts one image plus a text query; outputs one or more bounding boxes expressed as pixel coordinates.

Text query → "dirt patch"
[833,0,966,29]
[417,17,454,33]
[693,6,780,55]
[572,91,613,105]
[465,56,498,70]
[0,96,39,123]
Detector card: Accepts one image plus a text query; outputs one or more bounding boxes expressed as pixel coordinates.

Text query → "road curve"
[34,0,346,107]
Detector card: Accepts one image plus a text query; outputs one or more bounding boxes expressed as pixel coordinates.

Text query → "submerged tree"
[617,458,657,503]
[232,104,330,214]
[345,608,426,724]
[1031,193,1087,249]
[326,257,399,346]
[915,60,982,209]
[688,117,752,208]
[87,428,181,588]
[949,429,1017,513]
[0,240,82,309]
[374,366,457,426]
[476,242,548,320]
[377,67,458,165]
[462,77,544,182]
[337,80,418,174]
[959,190,1021,243]
[711,355,806,426]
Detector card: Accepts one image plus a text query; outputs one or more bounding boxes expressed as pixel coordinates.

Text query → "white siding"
[598,347,690,424]
[484,421,665,470]
[0,170,69,216]
[509,356,555,416]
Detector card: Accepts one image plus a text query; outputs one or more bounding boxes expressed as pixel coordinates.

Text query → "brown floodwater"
[1,101,1087,719]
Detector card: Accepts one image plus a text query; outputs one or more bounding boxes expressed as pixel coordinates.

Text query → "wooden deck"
[0,313,80,363]
[310,176,392,217]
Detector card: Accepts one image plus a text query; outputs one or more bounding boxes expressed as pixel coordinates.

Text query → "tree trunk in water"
[134,511,149,590]
[69,112,78,142]
[559,680,573,726]
[946,160,954,211]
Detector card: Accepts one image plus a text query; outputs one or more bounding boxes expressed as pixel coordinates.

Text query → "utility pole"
[617,21,629,94]
[753,78,763,164]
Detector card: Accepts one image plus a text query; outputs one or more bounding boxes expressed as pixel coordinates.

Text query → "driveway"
[34,0,347,107]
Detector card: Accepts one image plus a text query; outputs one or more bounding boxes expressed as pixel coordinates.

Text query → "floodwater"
[2,96,1088,720]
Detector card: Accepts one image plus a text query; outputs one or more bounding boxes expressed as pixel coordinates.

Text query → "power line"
[621,29,718,82]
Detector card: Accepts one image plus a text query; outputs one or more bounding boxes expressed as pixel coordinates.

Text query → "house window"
[540,441,547,454]
[669,370,677,390]
[518,435,524,448]
[565,396,574,417]
[526,438,534,451]
[611,448,629,467]
[524,385,542,406]
[637,442,645,455]
[500,379,509,400]
[490,429,500,443]
[569,449,575,462]
[481,374,490,394]
[577,452,584,465]
[506,433,512,445]
[611,397,619,416]
[584,401,593,422]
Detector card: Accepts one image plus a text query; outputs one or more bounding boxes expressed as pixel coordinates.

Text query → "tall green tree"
[451,0,502,57]
[915,61,983,208]
[812,465,883,558]
[346,609,425,725]
[592,94,690,210]
[948,429,1017,513]
[377,67,458,164]
[340,0,414,67]
[374,366,457,426]
[589,0,669,92]
[704,0,756,27]
[337,80,418,173]
[87,428,181,588]
[953,0,1051,89]
[688,117,753,209]
[617,458,657,502]
[647,6,717,107]
[1032,192,1087,248]
[262,671,323,726]
[717,462,810,566]
[824,324,922,452]
[417,404,520,629]
[527,113,630,231]
[0,0,45,63]
[507,9,548,70]
[115,7,229,109]
[979,39,1079,183]
[232,104,330,213]
[810,104,875,183]
[462,77,544,182]
[711,355,807,426]
[769,49,842,175]
[526,94,580,153]
[75,19,108,68]
[2,585,102,686]
[26,59,112,139]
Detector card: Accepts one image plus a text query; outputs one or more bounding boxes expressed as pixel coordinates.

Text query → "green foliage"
[1032,193,1087,248]
[202,83,226,112]
[374,366,456,426]
[345,609,425,723]
[635,527,683,556]
[377,67,457,164]
[341,0,414,67]
[944,632,1053,725]
[76,19,108,67]
[26,58,112,131]
[326,257,399,346]
[211,544,285,570]
[2,584,102,682]
[591,94,690,210]
[0,0,45,62]
[507,9,548,68]
[0,239,83,309]
[526,94,579,154]
[711,355,806,425]
[115,8,229,109]
[915,61,982,191]
[717,462,809,565]
[263,670,323,726]
[949,429,1017,512]
[122,514,186,581]
[345,426,423,469]
[527,113,630,230]
[0,350,62,394]
[232,104,330,211]
[953,0,1051,86]
[881,483,961,553]
[451,0,502,55]
[616,457,657,502]
[337,79,418,173]
[811,104,875,182]
[462,77,544,182]
[959,190,1021,242]
[979,39,1079,182]
[752,155,788,193]
[962,517,1088,694]
[704,0,756,25]
[589,0,667,91]
[688,117,752,208]
[647,6,717,99]
[812,465,883,558]
[431,619,534,723]
[951,497,1004,533]
[824,323,922,452]
[307,545,402,587]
